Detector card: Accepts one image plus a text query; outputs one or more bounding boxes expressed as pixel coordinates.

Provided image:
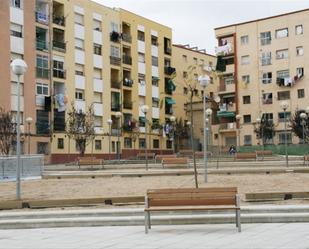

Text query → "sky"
[93,0,309,55]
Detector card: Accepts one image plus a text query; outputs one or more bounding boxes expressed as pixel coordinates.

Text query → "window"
[260,31,271,45]
[138,53,145,63]
[37,142,49,155]
[36,55,49,79]
[298,89,305,98]
[153,139,159,149]
[95,140,102,150]
[10,23,23,37]
[243,95,251,104]
[74,13,84,25]
[261,52,271,65]
[296,46,304,56]
[11,111,24,124]
[93,68,102,79]
[166,140,172,149]
[193,57,198,65]
[297,67,304,77]
[93,19,101,31]
[94,116,102,127]
[262,93,273,104]
[151,36,158,46]
[11,0,22,8]
[240,35,249,45]
[139,138,146,148]
[57,138,64,149]
[36,83,49,95]
[110,22,118,32]
[183,87,188,95]
[241,55,250,65]
[139,117,146,127]
[295,25,303,35]
[111,45,120,58]
[277,91,290,100]
[152,77,159,86]
[36,110,49,134]
[276,49,288,59]
[244,135,252,146]
[224,74,234,85]
[279,132,292,144]
[275,28,288,38]
[75,90,84,100]
[53,60,65,78]
[138,74,145,84]
[11,52,23,60]
[124,137,132,148]
[262,113,273,122]
[278,112,291,122]
[182,55,187,63]
[137,30,145,41]
[152,56,158,66]
[242,75,250,84]
[243,115,251,123]
[94,92,102,103]
[54,111,65,131]
[277,70,289,83]
[11,82,24,96]
[262,72,272,84]
[75,38,84,50]
[93,44,102,55]
[152,98,159,108]
[112,141,115,152]
[75,64,84,76]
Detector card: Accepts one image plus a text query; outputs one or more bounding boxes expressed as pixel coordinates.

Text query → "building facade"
[214,8,309,148]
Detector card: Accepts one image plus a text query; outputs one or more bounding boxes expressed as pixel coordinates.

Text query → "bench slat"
[149,198,236,206]
[147,192,236,199]
[145,206,238,211]
[147,187,237,194]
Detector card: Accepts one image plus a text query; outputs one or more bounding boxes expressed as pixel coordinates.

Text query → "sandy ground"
[1,173,309,204]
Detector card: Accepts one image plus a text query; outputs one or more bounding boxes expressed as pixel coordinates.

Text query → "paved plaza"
[0,223,309,249]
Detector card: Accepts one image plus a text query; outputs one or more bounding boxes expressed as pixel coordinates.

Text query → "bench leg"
[145,211,149,234]
[237,209,241,232]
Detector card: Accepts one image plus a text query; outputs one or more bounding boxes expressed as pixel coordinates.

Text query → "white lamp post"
[141,105,149,170]
[25,117,33,154]
[198,75,210,182]
[214,96,221,169]
[205,108,212,182]
[10,59,27,200]
[280,101,289,167]
[170,115,176,153]
[107,119,113,160]
[115,112,122,162]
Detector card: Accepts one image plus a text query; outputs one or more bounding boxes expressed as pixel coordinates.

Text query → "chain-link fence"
[0,155,44,180]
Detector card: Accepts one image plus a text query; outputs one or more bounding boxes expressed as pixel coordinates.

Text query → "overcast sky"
[94,0,309,55]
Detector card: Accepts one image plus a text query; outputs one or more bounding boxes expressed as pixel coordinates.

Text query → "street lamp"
[10,59,27,200]
[107,119,112,160]
[236,114,242,152]
[280,101,289,167]
[198,75,210,182]
[115,112,122,162]
[25,117,33,154]
[204,108,212,182]
[141,105,149,170]
[170,115,176,154]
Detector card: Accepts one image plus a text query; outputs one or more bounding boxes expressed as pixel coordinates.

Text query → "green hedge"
[239,144,309,155]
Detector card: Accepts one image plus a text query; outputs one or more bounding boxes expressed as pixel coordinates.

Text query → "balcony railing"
[53,40,66,52]
[164,66,176,75]
[111,81,121,89]
[122,33,132,43]
[36,68,49,79]
[110,56,121,66]
[122,54,132,65]
[53,15,65,26]
[123,101,133,109]
[35,12,48,24]
[36,39,48,51]
[111,104,121,112]
[110,31,121,42]
[219,122,236,130]
[53,69,66,79]
[123,78,133,87]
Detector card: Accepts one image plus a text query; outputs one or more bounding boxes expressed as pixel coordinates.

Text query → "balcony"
[53,40,66,52]
[123,101,133,110]
[111,81,121,89]
[36,67,49,79]
[111,104,121,112]
[35,12,48,25]
[53,69,66,79]
[122,33,132,43]
[123,78,133,87]
[164,66,176,75]
[53,15,65,26]
[36,39,48,51]
[122,54,132,65]
[110,56,121,66]
[110,31,121,43]
[219,122,236,131]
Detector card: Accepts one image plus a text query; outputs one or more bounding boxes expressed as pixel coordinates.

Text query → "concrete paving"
[1,223,309,248]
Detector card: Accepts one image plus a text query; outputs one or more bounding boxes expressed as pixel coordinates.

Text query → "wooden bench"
[179,149,193,157]
[155,154,176,163]
[194,151,213,158]
[235,152,256,161]
[137,153,155,160]
[304,155,309,166]
[161,157,189,168]
[144,187,241,233]
[255,150,272,160]
[77,157,104,169]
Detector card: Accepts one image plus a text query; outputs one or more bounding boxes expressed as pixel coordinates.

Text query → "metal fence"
[0,155,44,180]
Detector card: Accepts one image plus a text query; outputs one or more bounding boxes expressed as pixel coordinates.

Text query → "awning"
[152,76,160,81]
[217,111,235,118]
[152,97,160,102]
[222,93,235,99]
[167,79,176,92]
[139,117,146,122]
[165,97,176,105]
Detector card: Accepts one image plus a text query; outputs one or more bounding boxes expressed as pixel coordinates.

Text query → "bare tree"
[0,108,17,156]
[65,103,95,157]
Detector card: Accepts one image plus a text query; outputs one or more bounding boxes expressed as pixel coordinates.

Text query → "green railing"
[238,144,309,155]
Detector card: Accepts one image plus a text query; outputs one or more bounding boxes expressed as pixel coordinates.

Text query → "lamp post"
[107,119,112,160]
[236,114,242,152]
[198,75,210,182]
[115,112,122,162]
[10,59,27,200]
[214,96,221,169]
[300,112,307,144]
[25,117,33,154]
[280,101,289,167]
[170,115,176,154]
[141,105,149,170]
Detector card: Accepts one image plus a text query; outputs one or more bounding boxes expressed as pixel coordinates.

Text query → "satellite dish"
[214,95,221,103]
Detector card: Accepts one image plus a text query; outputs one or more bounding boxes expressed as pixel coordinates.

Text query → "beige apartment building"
[1,0,175,163]
[214,8,309,148]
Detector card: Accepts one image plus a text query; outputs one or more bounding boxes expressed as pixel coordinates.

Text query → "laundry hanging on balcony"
[277,68,304,87]
[215,43,232,56]
[166,79,176,92]
[54,93,68,112]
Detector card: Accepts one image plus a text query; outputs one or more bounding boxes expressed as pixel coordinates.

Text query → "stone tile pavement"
[1,223,309,249]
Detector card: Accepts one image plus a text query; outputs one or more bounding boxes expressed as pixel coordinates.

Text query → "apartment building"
[214,8,309,148]
[1,0,175,163]
[172,44,218,149]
